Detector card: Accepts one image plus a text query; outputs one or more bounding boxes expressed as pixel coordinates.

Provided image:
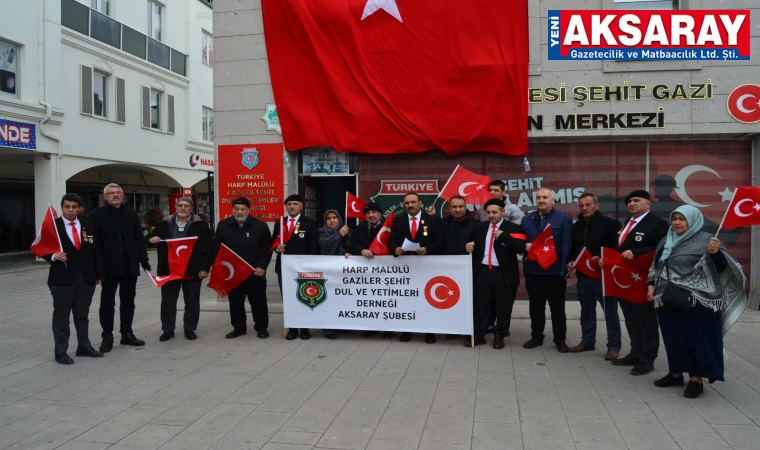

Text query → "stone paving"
[2,254,760,449]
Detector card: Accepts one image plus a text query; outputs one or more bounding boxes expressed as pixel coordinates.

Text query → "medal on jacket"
[246,232,250,238]
[423,225,428,237]
[294,223,301,235]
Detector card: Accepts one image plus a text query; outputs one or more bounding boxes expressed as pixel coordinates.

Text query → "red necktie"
[410,217,418,239]
[288,218,295,234]
[488,224,497,269]
[619,219,636,245]
[70,221,81,250]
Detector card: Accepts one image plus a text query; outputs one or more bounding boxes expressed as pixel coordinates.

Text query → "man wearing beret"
[606,190,668,375]
[465,198,526,348]
[272,194,320,340]
[202,197,273,339]
[147,197,212,341]
[351,202,394,339]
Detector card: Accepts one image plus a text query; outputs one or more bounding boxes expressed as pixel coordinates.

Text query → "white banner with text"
[281,255,473,335]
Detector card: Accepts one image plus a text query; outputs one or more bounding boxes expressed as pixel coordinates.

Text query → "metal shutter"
[116,78,126,123]
[167,94,175,134]
[141,86,150,129]
[81,66,93,115]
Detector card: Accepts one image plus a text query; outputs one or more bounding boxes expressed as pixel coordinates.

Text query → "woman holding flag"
[317,210,352,339]
[647,205,747,398]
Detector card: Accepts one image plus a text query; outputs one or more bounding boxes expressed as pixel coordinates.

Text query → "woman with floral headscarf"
[646,205,746,399]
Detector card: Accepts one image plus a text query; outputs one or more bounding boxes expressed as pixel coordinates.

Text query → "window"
[148,1,162,41]
[202,107,213,141]
[614,0,679,10]
[0,41,18,98]
[91,0,109,15]
[150,89,161,129]
[93,72,107,117]
[202,31,213,66]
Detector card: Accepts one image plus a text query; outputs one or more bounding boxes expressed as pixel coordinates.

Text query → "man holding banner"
[147,197,212,341]
[567,193,622,360]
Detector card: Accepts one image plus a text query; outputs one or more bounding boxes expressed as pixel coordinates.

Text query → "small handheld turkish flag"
[601,248,655,304]
[573,247,601,280]
[30,204,63,258]
[719,186,760,229]
[207,244,254,297]
[145,271,183,288]
[346,192,368,220]
[166,237,198,277]
[526,225,558,270]
[439,165,492,206]
[369,213,395,256]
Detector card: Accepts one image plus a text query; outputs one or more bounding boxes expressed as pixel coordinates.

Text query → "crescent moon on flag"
[543,235,554,244]
[459,182,478,197]
[156,276,170,281]
[733,198,754,218]
[611,265,631,289]
[176,245,188,257]
[428,283,449,303]
[221,261,235,281]
[674,165,721,208]
[737,94,758,114]
[585,259,597,272]
[376,227,391,247]
[351,201,360,212]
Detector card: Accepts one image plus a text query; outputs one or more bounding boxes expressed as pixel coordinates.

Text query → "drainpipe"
[37,0,63,196]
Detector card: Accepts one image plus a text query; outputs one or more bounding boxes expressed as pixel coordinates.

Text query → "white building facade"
[0,0,215,253]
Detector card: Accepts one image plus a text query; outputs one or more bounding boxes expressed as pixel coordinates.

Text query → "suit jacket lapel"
[56,218,75,249]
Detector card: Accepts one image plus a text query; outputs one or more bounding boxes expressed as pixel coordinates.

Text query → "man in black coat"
[272,194,319,340]
[202,197,273,339]
[43,194,104,364]
[89,183,151,352]
[608,190,669,376]
[567,193,622,360]
[388,192,445,344]
[465,198,527,349]
[147,197,212,341]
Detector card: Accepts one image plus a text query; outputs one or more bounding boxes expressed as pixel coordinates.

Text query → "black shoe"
[99,333,114,353]
[286,329,298,340]
[324,332,337,340]
[382,331,394,339]
[257,330,269,339]
[184,331,197,340]
[75,347,103,358]
[556,342,570,353]
[630,364,654,376]
[362,330,378,337]
[684,380,704,398]
[159,331,175,342]
[120,333,145,347]
[523,338,543,349]
[399,332,412,342]
[425,333,436,344]
[654,374,684,387]
[55,353,74,365]
[611,355,639,366]
[445,334,458,340]
[226,329,247,339]
[300,330,311,340]
[465,334,487,348]
[493,334,505,350]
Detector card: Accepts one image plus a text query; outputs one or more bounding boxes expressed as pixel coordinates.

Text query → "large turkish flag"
[262,0,528,155]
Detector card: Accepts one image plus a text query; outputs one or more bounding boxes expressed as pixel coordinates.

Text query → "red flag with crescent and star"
[207,244,255,297]
[146,271,184,288]
[526,225,557,270]
[30,204,63,258]
[719,186,760,229]
[346,192,368,220]
[601,248,655,304]
[166,237,198,278]
[369,212,395,255]
[572,247,601,280]
[438,165,492,206]
[261,0,529,156]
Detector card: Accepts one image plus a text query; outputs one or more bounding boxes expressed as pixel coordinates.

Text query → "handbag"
[660,259,695,312]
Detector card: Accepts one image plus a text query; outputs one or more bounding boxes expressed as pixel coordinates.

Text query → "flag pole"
[566,246,586,280]
[715,188,737,240]
[601,248,606,298]
[436,164,461,205]
[50,204,67,268]
[280,216,285,246]
[345,192,348,226]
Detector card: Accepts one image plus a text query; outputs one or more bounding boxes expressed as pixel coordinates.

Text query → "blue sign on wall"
[0,118,36,150]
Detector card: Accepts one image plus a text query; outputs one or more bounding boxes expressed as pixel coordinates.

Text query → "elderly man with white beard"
[147,197,213,341]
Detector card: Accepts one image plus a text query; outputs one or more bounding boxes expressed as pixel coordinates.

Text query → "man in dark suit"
[203,197,273,339]
[44,194,104,364]
[388,192,445,344]
[272,194,319,340]
[608,190,669,375]
[147,197,213,341]
[89,183,151,352]
[465,198,526,349]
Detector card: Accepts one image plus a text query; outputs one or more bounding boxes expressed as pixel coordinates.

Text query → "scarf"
[318,210,351,255]
[648,229,747,337]
[660,205,704,261]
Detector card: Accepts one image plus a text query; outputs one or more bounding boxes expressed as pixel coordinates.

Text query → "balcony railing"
[61,0,187,76]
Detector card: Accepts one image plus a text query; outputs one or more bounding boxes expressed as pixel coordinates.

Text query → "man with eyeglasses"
[89,183,151,352]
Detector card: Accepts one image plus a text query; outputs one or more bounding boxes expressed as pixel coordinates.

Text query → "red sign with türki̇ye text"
[217,144,284,223]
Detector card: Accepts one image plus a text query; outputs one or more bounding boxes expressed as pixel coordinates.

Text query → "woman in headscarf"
[318,210,352,339]
[646,205,747,399]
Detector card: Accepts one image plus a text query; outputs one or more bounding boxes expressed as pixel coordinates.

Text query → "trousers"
[525,274,567,343]
[474,266,517,335]
[576,275,621,351]
[618,298,659,365]
[99,274,138,335]
[228,277,269,331]
[161,278,201,331]
[50,273,96,354]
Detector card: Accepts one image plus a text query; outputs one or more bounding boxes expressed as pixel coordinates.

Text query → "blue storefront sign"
[0,118,36,150]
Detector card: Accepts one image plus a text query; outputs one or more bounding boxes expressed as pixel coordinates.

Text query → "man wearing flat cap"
[203,197,273,339]
[147,197,212,341]
[606,190,668,375]
[272,194,319,340]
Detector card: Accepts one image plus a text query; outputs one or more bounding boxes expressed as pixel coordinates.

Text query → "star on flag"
[361,0,403,22]
[630,272,642,282]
